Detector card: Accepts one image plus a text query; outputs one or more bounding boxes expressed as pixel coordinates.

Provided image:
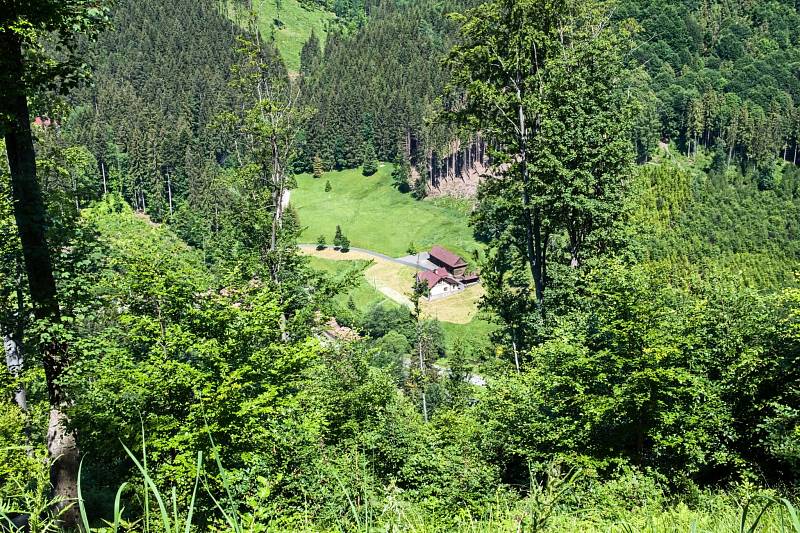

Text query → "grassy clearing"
[292,165,482,259]
[228,0,336,72]
[305,255,387,309]
[302,252,495,352]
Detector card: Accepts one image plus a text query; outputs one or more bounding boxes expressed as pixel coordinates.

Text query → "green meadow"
[292,165,482,259]
[228,0,335,72]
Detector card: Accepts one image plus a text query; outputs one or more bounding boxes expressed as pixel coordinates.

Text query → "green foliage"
[361,143,378,176]
[479,258,800,485]
[228,0,336,73]
[67,0,246,222]
[292,166,480,258]
[333,224,343,247]
[616,0,800,167]
[312,154,324,179]
[4,0,800,529]
[391,157,411,192]
[339,234,350,252]
[0,450,70,532]
[451,0,635,313]
[632,160,800,288]
[298,1,460,171]
[411,174,428,200]
[315,234,326,250]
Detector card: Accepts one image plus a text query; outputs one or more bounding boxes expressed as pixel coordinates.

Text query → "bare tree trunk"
[1,33,79,528]
[516,101,543,306]
[418,325,428,423]
[511,337,520,374]
[100,160,107,195]
[4,334,27,411]
[167,171,173,216]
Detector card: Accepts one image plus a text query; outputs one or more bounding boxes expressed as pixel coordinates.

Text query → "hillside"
[228,0,336,72]
[292,165,482,259]
[3,0,800,530]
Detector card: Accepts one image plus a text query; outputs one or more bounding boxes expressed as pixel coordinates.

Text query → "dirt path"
[297,243,425,270]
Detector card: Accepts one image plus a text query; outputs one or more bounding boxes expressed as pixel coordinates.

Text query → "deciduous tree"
[0,1,109,525]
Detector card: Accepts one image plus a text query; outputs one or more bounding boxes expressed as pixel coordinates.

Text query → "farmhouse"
[429,245,468,277]
[416,268,464,298]
[415,246,480,300]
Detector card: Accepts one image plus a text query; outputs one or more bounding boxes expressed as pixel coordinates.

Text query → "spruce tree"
[300,29,321,77]
[392,156,411,192]
[313,154,324,179]
[362,142,378,176]
[412,175,427,200]
[325,179,332,192]
[334,224,343,247]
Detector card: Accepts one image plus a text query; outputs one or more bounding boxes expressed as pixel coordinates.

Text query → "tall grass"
[3,442,800,532]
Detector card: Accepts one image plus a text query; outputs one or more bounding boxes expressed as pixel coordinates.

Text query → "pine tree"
[334,224,343,247]
[340,234,350,252]
[325,179,332,192]
[316,234,327,250]
[362,141,378,176]
[392,156,411,192]
[313,154,324,179]
[412,175,427,200]
[300,29,321,77]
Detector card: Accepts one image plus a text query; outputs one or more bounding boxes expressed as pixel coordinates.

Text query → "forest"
[1,0,799,531]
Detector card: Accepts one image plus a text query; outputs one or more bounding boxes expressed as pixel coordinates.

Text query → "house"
[416,268,464,299]
[429,245,468,277]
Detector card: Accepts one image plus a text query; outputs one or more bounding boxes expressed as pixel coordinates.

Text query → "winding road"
[297,243,428,270]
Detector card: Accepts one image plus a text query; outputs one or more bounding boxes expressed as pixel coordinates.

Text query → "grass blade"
[183,452,202,533]
[77,458,92,532]
[122,442,171,531]
[780,499,800,532]
[204,425,241,532]
[112,482,128,533]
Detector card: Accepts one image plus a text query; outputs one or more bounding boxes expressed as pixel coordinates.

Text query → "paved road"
[297,244,428,270]
[395,252,437,271]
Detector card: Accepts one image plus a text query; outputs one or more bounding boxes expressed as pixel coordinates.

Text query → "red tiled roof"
[429,245,467,268]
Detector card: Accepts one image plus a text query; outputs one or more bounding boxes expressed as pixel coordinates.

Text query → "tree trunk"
[100,160,107,195]
[1,33,80,528]
[3,334,27,412]
[517,102,544,307]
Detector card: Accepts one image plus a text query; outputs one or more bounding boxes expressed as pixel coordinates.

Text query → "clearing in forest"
[227,0,335,73]
[292,165,482,259]
[302,251,494,350]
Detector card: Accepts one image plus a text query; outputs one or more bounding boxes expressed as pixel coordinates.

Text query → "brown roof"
[417,270,441,288]
[416,269,460,288]
[429,245,467,269]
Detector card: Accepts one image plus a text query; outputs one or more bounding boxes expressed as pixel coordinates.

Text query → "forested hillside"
[619,0,800,169]
[64,0,245,222]
[2,0,800,531]
[296,0,464,172]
